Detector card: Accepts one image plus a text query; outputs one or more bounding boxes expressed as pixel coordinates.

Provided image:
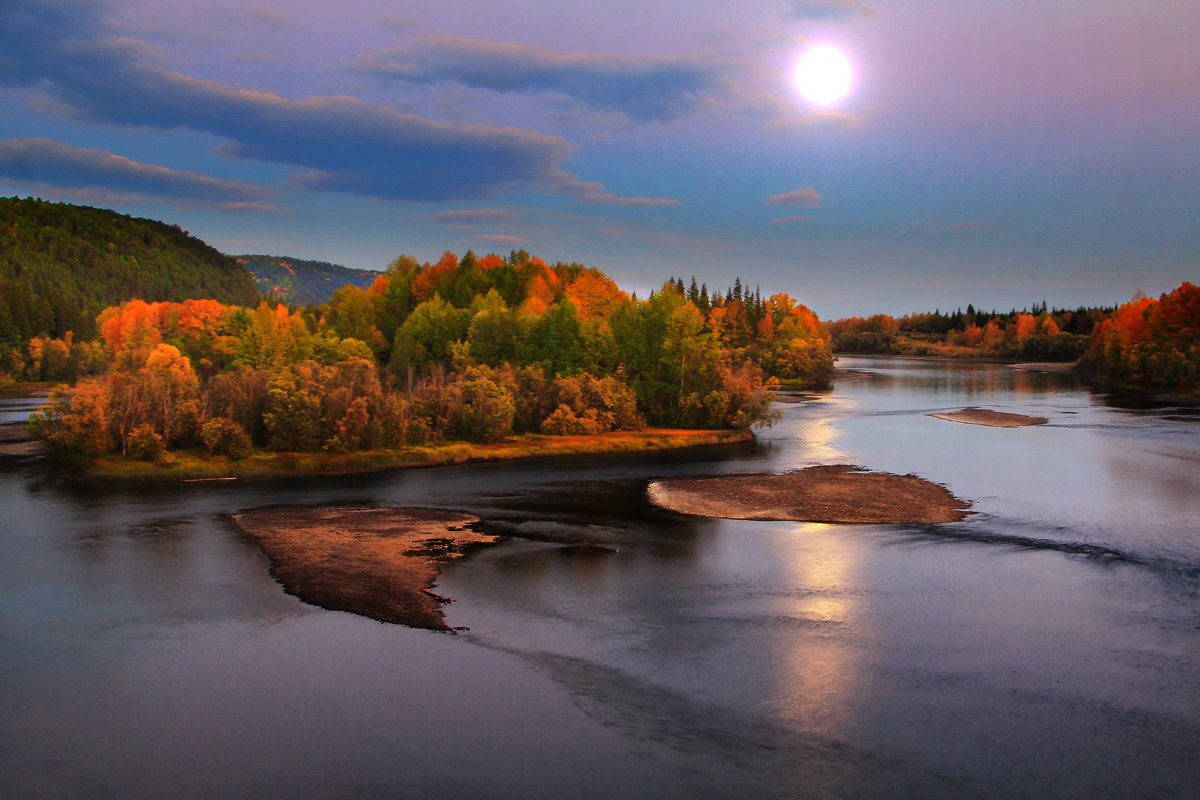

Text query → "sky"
[1,0,1196,319]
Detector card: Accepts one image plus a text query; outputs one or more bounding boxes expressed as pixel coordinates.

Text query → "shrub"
[540,404,599,436]
[451,369,515,443]
[126,423,166,461]
[200,417,253,460]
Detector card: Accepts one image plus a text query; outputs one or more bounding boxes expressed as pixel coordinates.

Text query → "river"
[1,356,1197,799]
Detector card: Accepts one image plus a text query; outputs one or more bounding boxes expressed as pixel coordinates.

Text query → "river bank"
[76,427,753,481]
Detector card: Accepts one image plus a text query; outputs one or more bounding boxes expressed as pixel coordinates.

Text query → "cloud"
[787,1,875,22]
[474,234,530,245]
[380,15,419,32]
[552,174,682,207]
[244,4,292,30]
[765,186,824,208]
[772,215,814,223]
[0,0,665,206]
[425,208,518,226]
[0,138,279,211]
[358,36,721,122]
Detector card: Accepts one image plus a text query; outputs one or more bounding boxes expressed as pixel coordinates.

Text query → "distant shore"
[835,352,1078,366]
[77,428,754,482]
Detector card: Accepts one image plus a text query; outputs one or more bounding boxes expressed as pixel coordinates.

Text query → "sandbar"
[0,441,49,458]
[648,464,970,523]
[929,408,1048,427]
[232,505,497,631]
[774,393,820,404]
[1009,362,1076,374]
[0,423,32,443]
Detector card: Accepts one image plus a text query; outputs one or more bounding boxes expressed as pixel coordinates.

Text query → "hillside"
[0,197,259,342]
[237,255,379,306]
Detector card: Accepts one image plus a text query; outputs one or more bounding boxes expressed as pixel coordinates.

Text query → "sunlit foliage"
[32,250,835,460]
[1082,282,1199,395]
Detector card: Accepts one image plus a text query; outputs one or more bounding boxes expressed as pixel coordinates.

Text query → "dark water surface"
[2,357,1197,799]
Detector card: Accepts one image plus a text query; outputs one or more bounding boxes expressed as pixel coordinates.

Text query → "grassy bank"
[80,428,754,481]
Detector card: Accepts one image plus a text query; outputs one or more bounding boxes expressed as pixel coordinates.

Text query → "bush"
[263,376,322,451]
[540,404,603,435]
[200,417,253,460]
[451,370,515,443]
[126,423,166,461]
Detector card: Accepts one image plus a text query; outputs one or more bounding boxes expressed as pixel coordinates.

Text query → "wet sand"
[0,423,47,457]
[1009,362,1076,374]
[648,464,971,523]
[232,505,498,631]
[929,408,1048,427]
[774,393,820,404]
[0,441,49,457]
[0,422,32,443]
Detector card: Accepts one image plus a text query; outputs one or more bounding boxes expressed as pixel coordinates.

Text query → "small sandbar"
[0,423,32,443]
[0,441,49,458]
[929,408,1048,427]
[648,464,970,523]
[833,369,873,381]
[1009,362,1076,374]
[232,505,497,631]
[774,393,820,404]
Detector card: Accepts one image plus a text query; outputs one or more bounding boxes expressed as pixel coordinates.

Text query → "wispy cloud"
[0,138,279,211]
[425,208,518,226]
[0,0,664,207]
[475,234,530,245]
[787,1,876,22]
[358,36,722,122]
[765,186,824,208]
[244,3,292,31]
[555,176,681,207]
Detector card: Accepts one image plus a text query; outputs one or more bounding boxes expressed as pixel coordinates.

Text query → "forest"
[826,305,1109,361]
[27,249,833,462]
[0,197,258,361]
[5,199,1197,467]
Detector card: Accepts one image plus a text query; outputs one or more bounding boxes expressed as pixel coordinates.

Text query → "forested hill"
[0,197,259,342]
[236,255,379,306]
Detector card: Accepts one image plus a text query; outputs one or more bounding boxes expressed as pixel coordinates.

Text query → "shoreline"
[77,427,754,482]
[835,352,1078,366]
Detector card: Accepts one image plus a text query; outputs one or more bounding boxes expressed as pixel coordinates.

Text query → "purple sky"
[1,0,1196,318]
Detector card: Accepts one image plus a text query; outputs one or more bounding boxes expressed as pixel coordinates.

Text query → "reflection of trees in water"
[855,358,1079,399]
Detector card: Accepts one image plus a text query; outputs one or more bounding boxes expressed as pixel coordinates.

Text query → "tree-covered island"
[24,242,834,478]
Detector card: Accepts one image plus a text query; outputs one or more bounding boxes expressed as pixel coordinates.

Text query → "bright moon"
[794,46,852,105]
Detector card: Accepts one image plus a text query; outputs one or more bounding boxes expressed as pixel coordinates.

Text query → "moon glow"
[794,46,852,106]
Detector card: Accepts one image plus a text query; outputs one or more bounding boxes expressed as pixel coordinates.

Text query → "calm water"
[1,357,1197,799]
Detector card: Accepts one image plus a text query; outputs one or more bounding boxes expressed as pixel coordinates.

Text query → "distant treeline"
[827,304,1113,361]
[30,249,834,461]
[237,254,378,306]
[828,283,1199,397]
